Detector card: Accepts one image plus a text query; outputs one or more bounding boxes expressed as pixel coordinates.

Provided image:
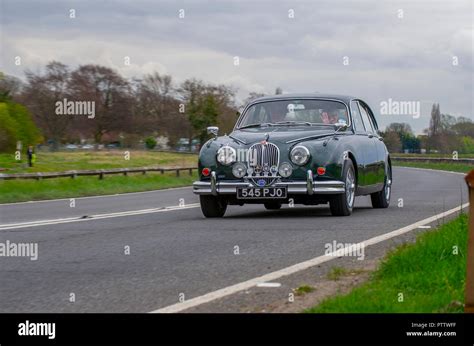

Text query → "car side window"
[365,106,379,132]
[350,101,365,133]
[357,102,375,134]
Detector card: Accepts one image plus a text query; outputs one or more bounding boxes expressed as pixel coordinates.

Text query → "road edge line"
[150,202,468,313]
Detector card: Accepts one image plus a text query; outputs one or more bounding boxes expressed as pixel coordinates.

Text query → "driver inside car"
[320,110,332,124]
[321,108,345,124]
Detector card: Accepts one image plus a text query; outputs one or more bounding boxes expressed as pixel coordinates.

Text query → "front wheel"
[329,160,355,216]
[371,165,391,208]
[199,195,227,218]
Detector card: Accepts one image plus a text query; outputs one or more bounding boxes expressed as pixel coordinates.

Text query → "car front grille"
[247,142,280,170]
[246,142,280,186]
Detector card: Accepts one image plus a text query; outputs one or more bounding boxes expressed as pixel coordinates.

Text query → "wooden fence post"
[464,170,474,313]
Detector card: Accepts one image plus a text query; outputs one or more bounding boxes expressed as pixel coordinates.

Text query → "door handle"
[368,134,374,138]
[378,137,384,141]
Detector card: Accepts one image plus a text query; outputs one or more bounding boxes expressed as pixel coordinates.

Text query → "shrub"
[145,136,157,150]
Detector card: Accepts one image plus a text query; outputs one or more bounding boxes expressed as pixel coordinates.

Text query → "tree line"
[0,63,472,154]
[0,62,241,151]
[380,104,474,154]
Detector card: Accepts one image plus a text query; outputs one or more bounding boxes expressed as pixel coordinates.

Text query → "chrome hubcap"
[346,168,355,208]
[385,177,391,201]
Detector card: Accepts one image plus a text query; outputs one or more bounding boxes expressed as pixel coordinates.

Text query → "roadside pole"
[464,170,474,313]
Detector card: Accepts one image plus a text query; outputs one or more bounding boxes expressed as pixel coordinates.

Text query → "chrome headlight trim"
[216,146,237,166]
[290,145,310,166]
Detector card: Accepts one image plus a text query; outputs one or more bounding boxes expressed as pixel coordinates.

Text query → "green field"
[0,150,197,173]
[306,214,467,313]
[0,150,198,203]
[0,172,197,204]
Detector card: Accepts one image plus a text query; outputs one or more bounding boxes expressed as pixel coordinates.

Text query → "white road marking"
[150,202,468,313]
[417,225,431,229]
[256,282,281,288]
[0,204,200,230]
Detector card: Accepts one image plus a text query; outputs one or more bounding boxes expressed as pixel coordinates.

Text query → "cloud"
[0,0,472,133]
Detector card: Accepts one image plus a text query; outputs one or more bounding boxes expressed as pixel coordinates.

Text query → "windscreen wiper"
[238,122,274,129]
[274,121,312,126]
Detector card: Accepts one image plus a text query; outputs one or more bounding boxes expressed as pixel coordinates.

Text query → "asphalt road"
[0,167,467,312]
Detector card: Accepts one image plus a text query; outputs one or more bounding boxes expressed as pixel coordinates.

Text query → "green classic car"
[193,94,391,217]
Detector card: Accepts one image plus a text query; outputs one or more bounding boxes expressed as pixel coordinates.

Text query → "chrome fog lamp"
[232,162,247,178]
[279,162,293,177]
[217,146,236,166]
[290,145,310,165]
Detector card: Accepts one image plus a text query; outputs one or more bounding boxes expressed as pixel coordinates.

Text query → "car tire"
[329,160,356,216]
[264,202,282,210]
[371,165,391,208]
[199,195,227,218]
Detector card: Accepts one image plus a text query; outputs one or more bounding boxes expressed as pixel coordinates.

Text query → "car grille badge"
[257,179,266,187]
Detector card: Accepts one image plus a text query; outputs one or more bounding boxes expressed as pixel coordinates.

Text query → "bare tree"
[69,64,131,144]
[0,72,23,100]
[132,72,190,145]
[21,61,71,149]
[243,92,265,105]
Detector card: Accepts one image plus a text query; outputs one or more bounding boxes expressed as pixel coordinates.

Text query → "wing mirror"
[207,126,219,138]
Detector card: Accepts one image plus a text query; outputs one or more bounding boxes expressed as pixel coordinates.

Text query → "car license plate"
[237,187,287,199]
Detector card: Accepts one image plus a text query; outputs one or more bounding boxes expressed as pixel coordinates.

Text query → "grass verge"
[0,150,197,173]
[393,161,473,173]
[306,213,467,313]
[393,153,474,159]
[294,285,315,296]
[0,172,197,204]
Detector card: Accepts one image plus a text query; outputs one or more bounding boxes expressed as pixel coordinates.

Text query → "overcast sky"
[0,0,472,133]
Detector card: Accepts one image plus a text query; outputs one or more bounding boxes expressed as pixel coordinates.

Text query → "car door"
[364,102,387,184]
[357,101,384,186]
[349,100,373,187]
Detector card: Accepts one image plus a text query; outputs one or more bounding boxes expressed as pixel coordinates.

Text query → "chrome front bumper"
[193,171,345,195]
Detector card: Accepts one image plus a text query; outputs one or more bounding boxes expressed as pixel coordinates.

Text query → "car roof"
[248,93,357,105]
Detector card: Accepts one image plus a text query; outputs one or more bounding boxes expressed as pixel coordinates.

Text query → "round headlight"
[279,162,293,177]
[232,162,247,178]
[217,146,237,166]
[290,145,310,165]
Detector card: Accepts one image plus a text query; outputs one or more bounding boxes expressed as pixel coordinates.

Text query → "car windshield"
[238,99,349,128]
